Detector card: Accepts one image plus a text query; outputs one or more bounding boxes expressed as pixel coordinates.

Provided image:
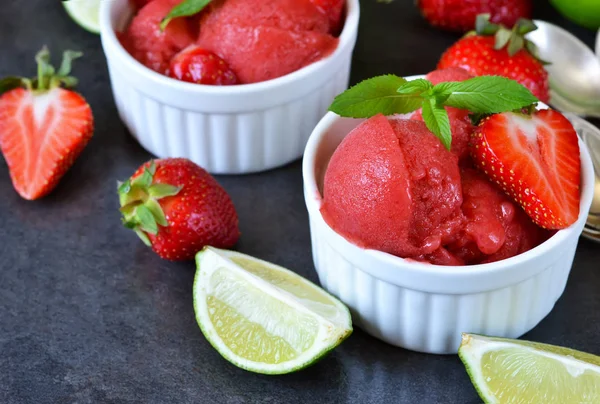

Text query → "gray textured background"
[0,1,598,403]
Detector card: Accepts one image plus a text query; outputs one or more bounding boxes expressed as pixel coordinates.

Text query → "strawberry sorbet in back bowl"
[303,70,596,353]
[100,0,359,174]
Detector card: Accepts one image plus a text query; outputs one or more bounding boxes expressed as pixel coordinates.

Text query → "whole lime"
[550,0,600,30]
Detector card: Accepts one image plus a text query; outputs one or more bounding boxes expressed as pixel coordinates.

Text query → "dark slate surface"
[0,1,598,403]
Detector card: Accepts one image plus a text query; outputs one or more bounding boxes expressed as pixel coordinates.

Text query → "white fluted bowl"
[100,0,359,174]
[302,93,596,354]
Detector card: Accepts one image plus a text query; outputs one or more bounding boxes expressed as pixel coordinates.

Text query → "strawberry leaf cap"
[474,14,549,64]
[118,161,182,246]
[0,46,83,96]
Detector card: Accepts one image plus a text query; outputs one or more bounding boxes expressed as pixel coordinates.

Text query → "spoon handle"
[564,114,600,218]
[596,29,600,59]
[550,91,600,120]
[564,114,600,167]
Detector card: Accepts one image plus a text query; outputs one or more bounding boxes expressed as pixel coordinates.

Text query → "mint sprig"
[396,79,432,95]
[328,75,538,150]
[422,98,451,150]
[328,75,424,117]
[433,76,539,113]
[161,0,212,31]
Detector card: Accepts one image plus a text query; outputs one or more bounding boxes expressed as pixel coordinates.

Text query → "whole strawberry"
[118,158,240,261]
[438,15,549,103]
[417,0,532,32]
[0,47,94,200]
[169,45,238,85]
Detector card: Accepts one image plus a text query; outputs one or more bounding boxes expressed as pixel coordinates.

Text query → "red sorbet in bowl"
[119,0,341,84]
[320,113,552,266]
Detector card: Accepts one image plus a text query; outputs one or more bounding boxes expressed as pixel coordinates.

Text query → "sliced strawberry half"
[470,109,581,229]
[0,47,94,200]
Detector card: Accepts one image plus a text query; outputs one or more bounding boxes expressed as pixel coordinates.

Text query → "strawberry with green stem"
[416,0,532,33]
[438,14,550,103]
[118,158,240,261]
[0,47,94,200]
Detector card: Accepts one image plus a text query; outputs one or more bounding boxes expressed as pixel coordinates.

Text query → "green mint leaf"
[329,75,424,118]
[136,205,158,235]
[421,99,451,150]
[434,76,538,113]
[161,0,212,31]
[396,79,432,95]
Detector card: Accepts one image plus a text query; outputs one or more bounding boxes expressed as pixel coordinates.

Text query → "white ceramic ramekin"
[302,92,596,354]
[100,0,359,174]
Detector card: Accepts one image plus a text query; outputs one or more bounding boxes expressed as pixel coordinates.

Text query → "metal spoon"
[527,21,600,119]
[597,28,600,64]
[523,23,600,241]
[581,131,600,242]
[565,114,600,242]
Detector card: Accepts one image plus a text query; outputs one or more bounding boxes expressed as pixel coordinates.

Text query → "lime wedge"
[63,0,101,34]
[193,247,352,374]
[459,333,600,403]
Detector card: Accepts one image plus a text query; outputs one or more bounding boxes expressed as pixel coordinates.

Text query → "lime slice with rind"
[63,0,101,34]
[193,247,352,374]
[459,333,600,403]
